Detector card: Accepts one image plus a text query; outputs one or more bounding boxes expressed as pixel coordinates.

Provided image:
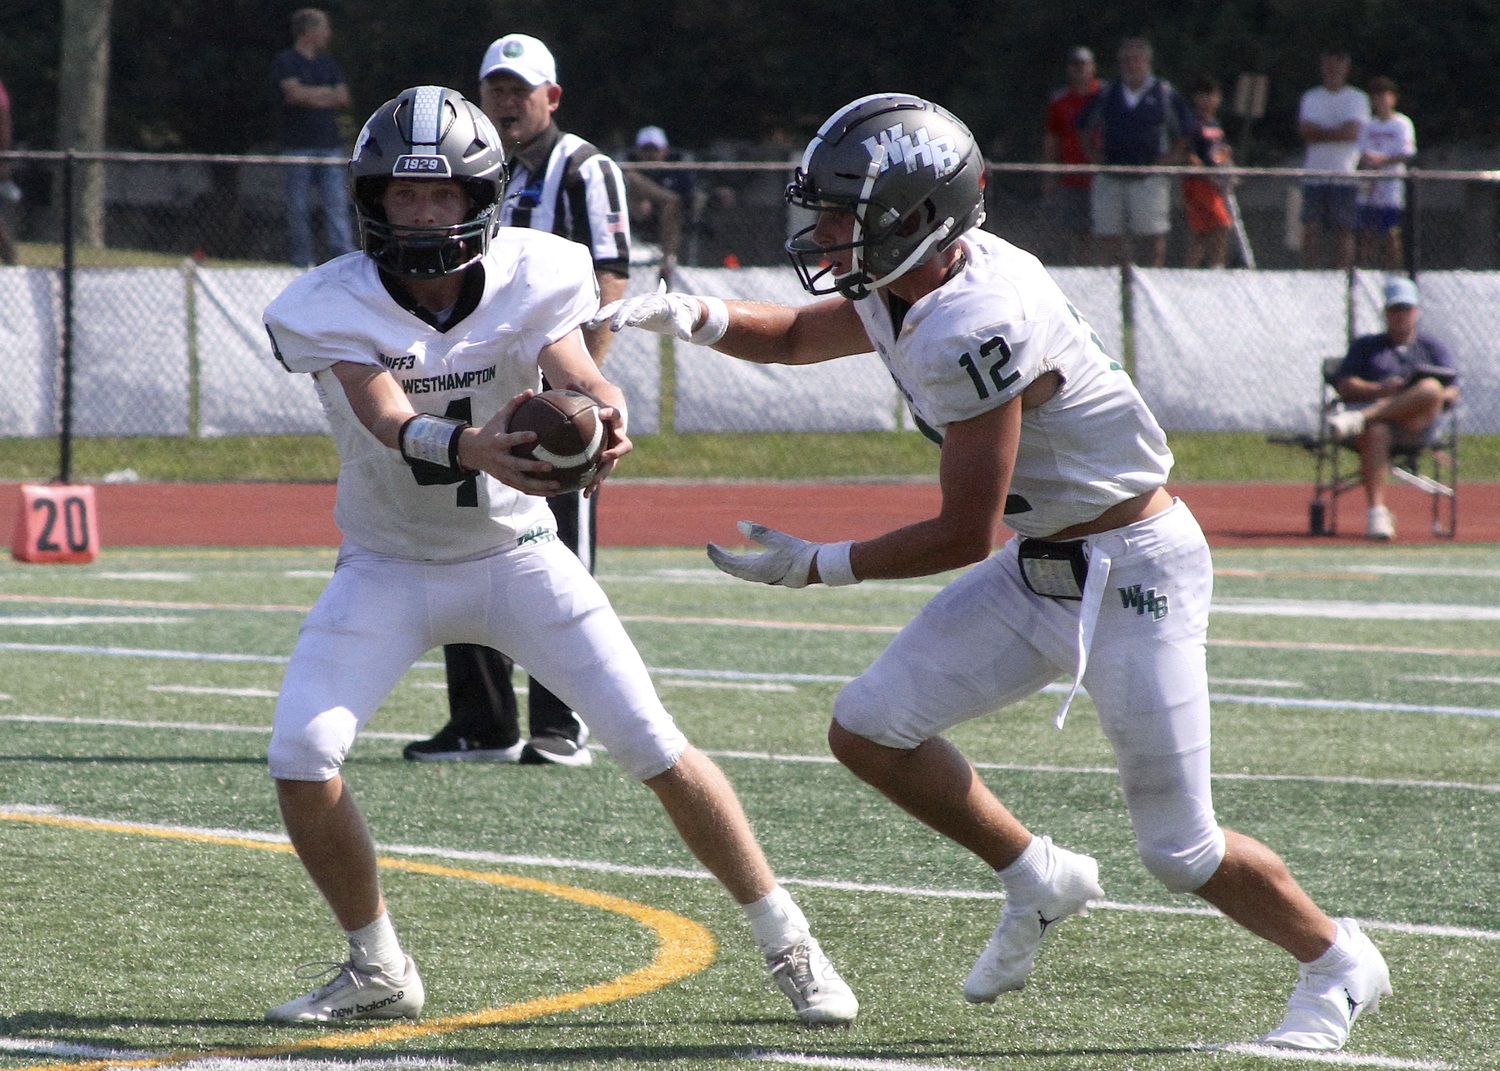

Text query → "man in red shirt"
[1043,46,1100,264]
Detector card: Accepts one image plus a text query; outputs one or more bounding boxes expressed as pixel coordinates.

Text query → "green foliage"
[4,0,1498,163]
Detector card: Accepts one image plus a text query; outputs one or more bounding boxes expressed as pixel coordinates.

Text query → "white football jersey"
[853,228,1172,538]
[264,230,599,561]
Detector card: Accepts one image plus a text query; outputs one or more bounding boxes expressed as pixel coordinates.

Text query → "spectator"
[1078,37,1192,267]
[259,84,857,1028]
[0,73,19,264]
[1326,276,1457,541]
[270,8,355,268]
[1355,76,1416,271]
[402,32,631,768]
[1042,46,1100,264]
[1297,49,1369,269]
[625,125,691,283]
[1182,75,1233,269]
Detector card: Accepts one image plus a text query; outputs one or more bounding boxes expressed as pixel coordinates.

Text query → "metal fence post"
[59,150,76,484]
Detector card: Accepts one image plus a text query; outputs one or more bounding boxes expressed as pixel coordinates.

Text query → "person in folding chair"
[1325,276,1458,540]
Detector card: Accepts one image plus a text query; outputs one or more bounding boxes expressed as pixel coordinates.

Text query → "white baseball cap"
[1383,276,1420,308]
[479,33,557,86]
[635,125,668,149]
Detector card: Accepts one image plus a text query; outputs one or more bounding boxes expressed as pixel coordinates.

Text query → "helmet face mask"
[349,86,507,277]
[785,93,986,300]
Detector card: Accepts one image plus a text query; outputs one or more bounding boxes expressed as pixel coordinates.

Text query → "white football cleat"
[766,935,859,1026]
[1259,918,1391,1051]
[265,955,425,1024]
[964,841,1103,1002]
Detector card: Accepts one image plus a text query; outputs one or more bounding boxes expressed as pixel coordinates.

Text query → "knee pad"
[1136,826,1226,893]
[831,676,896,748]
[267,707,355,782]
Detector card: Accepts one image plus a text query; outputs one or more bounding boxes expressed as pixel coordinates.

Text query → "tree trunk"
[56,0,112,249]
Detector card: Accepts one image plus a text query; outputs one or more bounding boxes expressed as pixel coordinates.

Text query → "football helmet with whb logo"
[785,93,986,299]
[349,85,507,277]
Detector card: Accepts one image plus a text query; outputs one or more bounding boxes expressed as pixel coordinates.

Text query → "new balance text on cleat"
[963,843,1103,1002]
[1259,918,1391,1052]
[403,726,524,763]
[266,955,425,1024]
[766,935,859,1026]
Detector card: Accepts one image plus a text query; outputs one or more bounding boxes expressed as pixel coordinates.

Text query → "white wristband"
[690,296,730,345]
[816,540,859,587]
[399,413,468,471]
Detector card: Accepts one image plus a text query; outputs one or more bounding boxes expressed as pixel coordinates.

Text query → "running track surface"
[4,479,1494,549]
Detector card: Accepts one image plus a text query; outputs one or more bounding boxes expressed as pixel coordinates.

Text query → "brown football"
[507,389,605,494]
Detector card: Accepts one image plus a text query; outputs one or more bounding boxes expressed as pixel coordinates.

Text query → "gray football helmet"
[785,93,986,299]
[349,86,507,276]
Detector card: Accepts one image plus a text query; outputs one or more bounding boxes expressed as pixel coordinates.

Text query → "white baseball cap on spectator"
[479,33,557,86]
[635,125,669,150]
[1383,276,1420,308]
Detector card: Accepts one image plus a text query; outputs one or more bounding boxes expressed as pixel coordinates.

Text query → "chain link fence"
[3,151,1499,471]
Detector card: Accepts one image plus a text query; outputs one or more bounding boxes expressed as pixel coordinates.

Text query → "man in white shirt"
[1298,49,1370,268]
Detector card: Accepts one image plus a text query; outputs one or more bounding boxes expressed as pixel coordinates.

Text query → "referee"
[403,32,630,767]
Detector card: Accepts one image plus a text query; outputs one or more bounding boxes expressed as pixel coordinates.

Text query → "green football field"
[2,543,1497,1071]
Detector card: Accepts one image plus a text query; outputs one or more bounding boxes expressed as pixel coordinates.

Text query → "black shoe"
[403,727,524,763]
[518,725,594,767]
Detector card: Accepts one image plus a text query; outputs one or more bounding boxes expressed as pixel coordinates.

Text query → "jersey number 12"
[958,336,1018,400]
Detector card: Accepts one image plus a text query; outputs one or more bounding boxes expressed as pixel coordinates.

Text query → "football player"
[595,93,1389,1052]
[260,85,857,1028]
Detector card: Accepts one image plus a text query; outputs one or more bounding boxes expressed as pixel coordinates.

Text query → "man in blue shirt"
[1326,276,1458,539]
[1078,37,1191,267]
[271,8,354,267]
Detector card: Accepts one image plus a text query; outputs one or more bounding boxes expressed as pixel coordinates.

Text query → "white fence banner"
[5,264,1495,439]
[195,266,324,435]
[0,268,59,436]
[1132,268,1347,433]
[671,266,897,432]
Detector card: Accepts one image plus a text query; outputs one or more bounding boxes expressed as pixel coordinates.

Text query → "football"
[507,389,606,494]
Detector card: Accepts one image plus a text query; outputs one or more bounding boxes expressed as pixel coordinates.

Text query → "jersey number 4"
[958,336,1018,400]
[409,397,479,507]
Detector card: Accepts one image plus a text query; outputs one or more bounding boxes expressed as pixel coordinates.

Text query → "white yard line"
[3,807,1494,948]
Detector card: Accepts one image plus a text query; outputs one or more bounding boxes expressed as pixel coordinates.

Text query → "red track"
[4,479,1495,550]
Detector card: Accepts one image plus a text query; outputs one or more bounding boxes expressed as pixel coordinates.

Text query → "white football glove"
[708,521,820,588]
[590,281,728,344]
[707,521,858,588]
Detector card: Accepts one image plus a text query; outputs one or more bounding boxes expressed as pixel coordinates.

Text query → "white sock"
[743,885,809,957]
[1307,920,1355,972]
[995,835,1051,891]
[346,912,404,976]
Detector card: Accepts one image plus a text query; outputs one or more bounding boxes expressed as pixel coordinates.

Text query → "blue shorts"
[1357,204,1403,236]
[1301,184,1359,230]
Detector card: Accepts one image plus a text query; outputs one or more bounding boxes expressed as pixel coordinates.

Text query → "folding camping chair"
[1307,356,1458,537]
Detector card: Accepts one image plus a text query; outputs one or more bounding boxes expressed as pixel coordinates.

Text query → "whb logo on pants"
[1118,584,1169,621]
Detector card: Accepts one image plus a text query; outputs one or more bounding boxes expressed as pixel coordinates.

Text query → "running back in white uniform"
[265,230,596,561]
[854,228,1172,538]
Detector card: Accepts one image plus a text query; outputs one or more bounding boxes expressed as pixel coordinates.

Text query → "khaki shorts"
[1091,173,1171,237]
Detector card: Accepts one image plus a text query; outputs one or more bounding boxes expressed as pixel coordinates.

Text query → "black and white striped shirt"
[499,122,630,276]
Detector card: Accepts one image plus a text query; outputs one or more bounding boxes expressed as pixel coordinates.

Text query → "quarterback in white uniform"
[597,93,1390,1052]
[259,85,857,1028]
